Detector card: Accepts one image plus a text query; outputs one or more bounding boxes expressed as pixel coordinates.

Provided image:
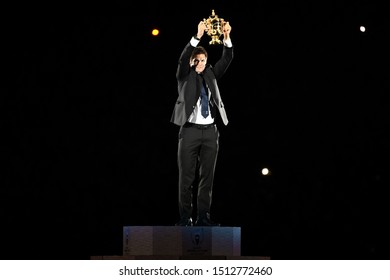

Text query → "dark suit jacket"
[170,41,233,126]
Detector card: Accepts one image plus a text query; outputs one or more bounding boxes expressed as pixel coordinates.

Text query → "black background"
[2,1,389,259]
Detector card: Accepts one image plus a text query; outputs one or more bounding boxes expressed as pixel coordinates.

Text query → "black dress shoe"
[175,218,193,226]
[194,217,220,226]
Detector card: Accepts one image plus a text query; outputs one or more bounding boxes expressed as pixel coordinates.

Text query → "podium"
[123,226,240,257]
[91,225,270,260]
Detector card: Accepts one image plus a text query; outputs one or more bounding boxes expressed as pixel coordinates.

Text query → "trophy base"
[209,39,223,45]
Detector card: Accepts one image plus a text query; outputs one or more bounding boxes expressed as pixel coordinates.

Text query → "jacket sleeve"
[176,42,195,81]
[212,45,234,80]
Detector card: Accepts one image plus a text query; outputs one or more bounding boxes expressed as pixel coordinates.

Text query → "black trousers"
[177,122,219,220]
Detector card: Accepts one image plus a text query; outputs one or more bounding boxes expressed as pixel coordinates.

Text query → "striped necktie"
[200,77,209,118]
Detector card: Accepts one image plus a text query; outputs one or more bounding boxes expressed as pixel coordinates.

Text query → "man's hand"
[223,21,231,40]
[197,21,208,39]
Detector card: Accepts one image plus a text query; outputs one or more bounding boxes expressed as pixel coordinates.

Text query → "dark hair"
[190,46,208,61]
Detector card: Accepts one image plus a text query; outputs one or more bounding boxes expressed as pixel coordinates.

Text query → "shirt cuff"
[190,36,200,47]
[223,38,232,47]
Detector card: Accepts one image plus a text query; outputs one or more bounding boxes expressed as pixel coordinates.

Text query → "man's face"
[191,54,207,73]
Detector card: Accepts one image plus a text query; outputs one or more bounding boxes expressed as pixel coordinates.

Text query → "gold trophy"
[203,10,226,45]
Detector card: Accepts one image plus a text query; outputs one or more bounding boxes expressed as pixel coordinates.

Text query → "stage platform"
[91,225,270,260]
[91,255,270,260]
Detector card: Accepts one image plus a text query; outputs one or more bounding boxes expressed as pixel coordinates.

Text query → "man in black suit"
[171,20,233,226]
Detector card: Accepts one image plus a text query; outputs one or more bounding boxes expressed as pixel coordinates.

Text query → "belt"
[183,122,215,129]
